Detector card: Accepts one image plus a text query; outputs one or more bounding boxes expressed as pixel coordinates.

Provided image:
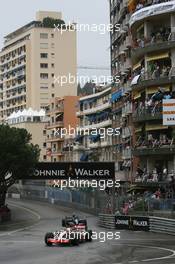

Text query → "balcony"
[122,103,132,117]
[46,121,64,129]
[132,34,175,61]
[51,150,64,156]
[79,119,112,130]
[131,67,175,90]
[77,101,111,116]
[122,148,132,159]
[73,144,85,151]
[46,135,64,142]
[133,107,162,122]
[46,106,64,115]
[122,126,132,139]
[133,145,175,156]
[130,1,174,27]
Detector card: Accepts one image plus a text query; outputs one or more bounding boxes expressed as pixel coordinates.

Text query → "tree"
[0,125,40,207]
[42,17,65,28]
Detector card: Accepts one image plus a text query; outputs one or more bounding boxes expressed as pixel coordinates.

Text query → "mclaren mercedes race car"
[62,215,87,229]
[45,227,92,247]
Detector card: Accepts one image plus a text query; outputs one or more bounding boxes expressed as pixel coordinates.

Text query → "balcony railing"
[79,119,112,130]
[133,145,175,156]
[131,66,175,89]
[122,103,132,117]
[46,121,64,129]
[132,32,175,59]
[133,107,162,122]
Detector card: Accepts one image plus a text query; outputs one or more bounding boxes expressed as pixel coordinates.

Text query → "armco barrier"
[149,216,175,235]
[99,214,175,235]
[99,215,149,230]
[99,214,116,229]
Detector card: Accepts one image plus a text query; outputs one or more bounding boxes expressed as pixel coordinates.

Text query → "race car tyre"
[45,232,54,246]
[62,219,66,227]
[69,233,79,246]
[85,230,93,242]
[71,238,79,246]
[79,219,87,226]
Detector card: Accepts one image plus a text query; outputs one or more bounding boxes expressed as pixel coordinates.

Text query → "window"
[52,83,55,88]
[43,155,47,160]
[40,73,48,79]
[51,73,54,77]
[43,130,46,135]
[40,33,48,39]
[40,53,48,58]
[52,93,54,98]
[40,63,48,69]
[51,33,54,38]
[51,43,55,48]
[43,142,46,147]
[51,63,54,68]
[40,43,48,49]
[51,53,55,58]
[40,86,48,89]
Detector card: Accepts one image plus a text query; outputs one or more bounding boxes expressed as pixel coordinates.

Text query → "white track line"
[112,243,175,263]
[0,202,41,237]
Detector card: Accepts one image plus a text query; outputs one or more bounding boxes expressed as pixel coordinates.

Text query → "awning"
[133,62,141,71]
[146,52,169,62]
[128,0,136,12]
[135,127,142,133]
[146,85,170,95]
[145,124,168,131]
[131,75,140,85]
[89,134,101,143]
[133,91,141,100]
[75,135,84,142]
[111,90,122,103]
[80,153,89,161]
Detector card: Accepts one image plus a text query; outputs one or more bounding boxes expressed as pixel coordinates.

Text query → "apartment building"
[110,0,133,181]
[46,96,79,162]
[6,108,47,161]
[75,86,113,162]
[0,11,77,122]
[130,1,175,183]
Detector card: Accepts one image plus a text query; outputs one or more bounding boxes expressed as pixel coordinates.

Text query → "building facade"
[0,11,77,122]
[75,86,113,163]
[6,108,47,161]
[110,0,133,181]
[46,96,79,162]
[130,1,175,183]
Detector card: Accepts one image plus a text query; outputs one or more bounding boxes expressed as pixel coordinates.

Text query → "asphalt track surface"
[0,199,175,264]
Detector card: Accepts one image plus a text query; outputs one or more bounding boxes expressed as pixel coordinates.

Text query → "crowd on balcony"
[139,63,171,81]
[133,27,171,48]
[134,0,172,13]
[135,164,173,182]
[135,134,174,149]
[87,111,111,126]
[134,87,174,116]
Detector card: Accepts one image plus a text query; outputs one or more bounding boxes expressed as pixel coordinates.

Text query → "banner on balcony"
[163,99,175,125]
[19,162,115,180]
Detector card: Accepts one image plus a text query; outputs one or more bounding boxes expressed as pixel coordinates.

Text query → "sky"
[0,0,111,84]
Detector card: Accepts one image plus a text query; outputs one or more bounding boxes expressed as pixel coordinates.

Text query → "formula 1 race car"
[62,215,87,229]
[44,227,92,247]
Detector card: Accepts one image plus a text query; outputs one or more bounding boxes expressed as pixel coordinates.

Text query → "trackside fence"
[99,214,175,235]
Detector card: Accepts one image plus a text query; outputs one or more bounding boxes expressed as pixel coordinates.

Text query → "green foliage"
[42,17,65,28]
[0,124,40,185]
